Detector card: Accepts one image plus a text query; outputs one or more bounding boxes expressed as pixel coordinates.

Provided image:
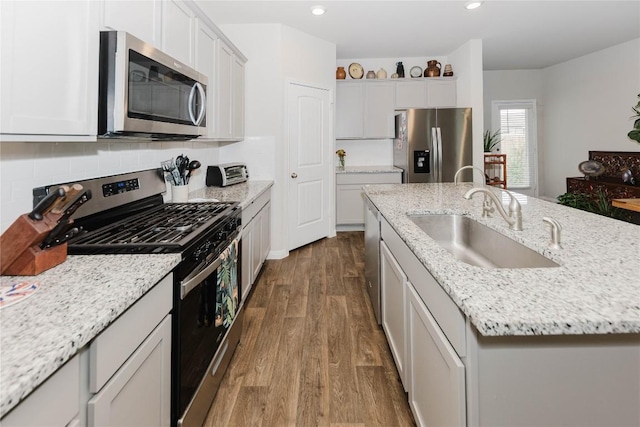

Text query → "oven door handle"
[180,255,223,300]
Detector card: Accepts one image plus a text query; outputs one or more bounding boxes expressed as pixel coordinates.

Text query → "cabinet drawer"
[336,173,401,185]
[381,219,466,357]
[241,189,271,225]
[89,273,172,393]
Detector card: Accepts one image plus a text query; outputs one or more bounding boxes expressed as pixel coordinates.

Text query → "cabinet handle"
[291,173,298,179]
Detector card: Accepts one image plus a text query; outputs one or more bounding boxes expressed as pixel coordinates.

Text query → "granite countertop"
[188,180,273,209]
[336,165,403,174]
[364,183,640,337]
[0,180,273,418]
[0,254,181,418]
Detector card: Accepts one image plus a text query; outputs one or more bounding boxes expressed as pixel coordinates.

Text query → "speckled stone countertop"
[336,165,403,174]
[364,183,640,337]
[0,254,180,418]
[188,180,273,208]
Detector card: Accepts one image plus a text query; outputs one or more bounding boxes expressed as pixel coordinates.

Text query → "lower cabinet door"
[407,283,466,427]
[88,315,171,427]
[380,241,407,388]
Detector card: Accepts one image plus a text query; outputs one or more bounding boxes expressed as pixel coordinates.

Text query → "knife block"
[0,213,67,276]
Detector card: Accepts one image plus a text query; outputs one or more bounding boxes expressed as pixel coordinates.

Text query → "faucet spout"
[454,165,486,186]
[464,187,523,231]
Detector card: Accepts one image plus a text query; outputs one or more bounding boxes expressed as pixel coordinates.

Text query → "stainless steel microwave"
[98,31,207,140]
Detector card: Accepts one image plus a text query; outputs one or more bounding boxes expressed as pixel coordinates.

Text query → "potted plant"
[628,93,640,144]
[483,129,501,152]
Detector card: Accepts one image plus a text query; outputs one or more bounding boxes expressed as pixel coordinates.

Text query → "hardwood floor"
[204,232,416,427]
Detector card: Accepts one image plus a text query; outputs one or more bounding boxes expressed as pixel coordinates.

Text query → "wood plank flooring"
[204,232,415,427]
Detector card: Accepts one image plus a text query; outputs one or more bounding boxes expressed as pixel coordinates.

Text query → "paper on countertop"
[0,281,40,309]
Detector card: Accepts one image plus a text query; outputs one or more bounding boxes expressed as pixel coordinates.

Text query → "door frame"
[283,79,335,252]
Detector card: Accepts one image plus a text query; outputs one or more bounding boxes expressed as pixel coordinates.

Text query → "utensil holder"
[172,184,189,203]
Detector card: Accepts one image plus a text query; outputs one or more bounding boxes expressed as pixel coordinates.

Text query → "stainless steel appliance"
[394,108,473,183]
[98,31,207,140]
[206,163,249,187]
[364,195,381,325]
[32,169,242,427]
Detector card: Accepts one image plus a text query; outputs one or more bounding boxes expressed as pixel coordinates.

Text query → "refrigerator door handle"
[431,127,439,180]
[436,127,443,182]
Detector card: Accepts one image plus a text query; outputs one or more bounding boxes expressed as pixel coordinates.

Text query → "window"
[491,100,538,195]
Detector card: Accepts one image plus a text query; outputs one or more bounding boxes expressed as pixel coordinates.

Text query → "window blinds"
[499,108,531,188]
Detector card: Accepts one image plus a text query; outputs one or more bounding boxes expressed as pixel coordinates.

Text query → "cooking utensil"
[29,187,66,221]
[162,158,183,185]
[186,160,201,184]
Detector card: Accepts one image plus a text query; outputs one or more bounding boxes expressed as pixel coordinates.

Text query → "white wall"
[219,23,336,258]
[448,39,485,180]
[0,140,219,232]
[542,38,640,198]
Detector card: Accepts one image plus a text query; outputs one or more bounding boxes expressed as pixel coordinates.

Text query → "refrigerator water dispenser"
[414,150,430,173]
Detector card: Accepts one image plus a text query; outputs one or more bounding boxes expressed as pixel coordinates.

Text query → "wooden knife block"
[0,213,67,276]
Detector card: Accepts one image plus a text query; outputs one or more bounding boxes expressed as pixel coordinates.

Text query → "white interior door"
[287,83,332,251]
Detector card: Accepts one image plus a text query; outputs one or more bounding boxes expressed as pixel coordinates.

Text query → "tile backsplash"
[0,140,220,233]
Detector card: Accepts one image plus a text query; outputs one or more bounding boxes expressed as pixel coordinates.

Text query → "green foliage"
[483,129,501,152]
[557,190,631,221]
[628,93,640,144]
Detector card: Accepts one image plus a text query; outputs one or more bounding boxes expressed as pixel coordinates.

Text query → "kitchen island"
[364,182,640,426]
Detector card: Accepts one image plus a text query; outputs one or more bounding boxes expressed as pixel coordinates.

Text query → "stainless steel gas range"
[33,169,243,427]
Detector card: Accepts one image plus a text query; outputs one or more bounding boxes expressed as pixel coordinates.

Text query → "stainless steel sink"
[408,214,559,268]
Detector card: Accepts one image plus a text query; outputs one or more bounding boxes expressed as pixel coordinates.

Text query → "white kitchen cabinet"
[88,316,171,427]
[232,55,246,140]
[426,79,457,107]
[380,241,407,389]
[88,274,172,427]
[161,0,195,67]
[0,355,80,427]
[195,19,218,138]
[336,81,394,139]
[214,39,246,142]
[100,0,160,47]
[395,80,428,109]
[0,0,99,142]
[407,282,466,427]
[335,172,401,228]
[394,78,457,109]
[241,191,271,300]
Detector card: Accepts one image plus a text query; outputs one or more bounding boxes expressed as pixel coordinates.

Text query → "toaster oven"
[206,163,249,187]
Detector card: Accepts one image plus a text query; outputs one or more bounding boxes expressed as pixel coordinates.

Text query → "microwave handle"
[188,82,206,126]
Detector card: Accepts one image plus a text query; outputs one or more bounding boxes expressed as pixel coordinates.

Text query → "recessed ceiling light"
[465,1,483,10]
[311,5,326,16]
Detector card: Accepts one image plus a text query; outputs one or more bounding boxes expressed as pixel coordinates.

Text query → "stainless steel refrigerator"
[393,108,473,183]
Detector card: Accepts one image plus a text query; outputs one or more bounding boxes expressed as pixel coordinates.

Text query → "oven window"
[127,50,205,126]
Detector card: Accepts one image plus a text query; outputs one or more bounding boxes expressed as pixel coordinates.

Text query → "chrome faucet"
[464,187,523,231]
[454,165,486,186]
[542,217,562,249]
[455,165,494,218]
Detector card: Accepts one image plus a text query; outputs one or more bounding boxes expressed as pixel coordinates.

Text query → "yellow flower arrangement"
[336,149,346,169]
[336,149,346,158]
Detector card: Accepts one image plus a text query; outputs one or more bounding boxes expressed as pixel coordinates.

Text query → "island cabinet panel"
[466,333,640,427]
[381,241,408,389]
[407,282,466,427]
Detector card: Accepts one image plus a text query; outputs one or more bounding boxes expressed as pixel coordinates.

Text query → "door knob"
[291,173,298,179]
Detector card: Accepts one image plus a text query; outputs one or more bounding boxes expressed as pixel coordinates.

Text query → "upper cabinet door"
[216,40,234,140]
[336,83,365,139]
[161,0,195,67]
[195,19,217,138]
[426,79,457,108]
[395,80,428,109]
[0,0,99,141]
[231,55,245,140]
[101,0,160,47]
[364,82,395,138]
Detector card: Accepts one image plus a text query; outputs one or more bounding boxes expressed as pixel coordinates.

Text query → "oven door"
[174,238,241,427]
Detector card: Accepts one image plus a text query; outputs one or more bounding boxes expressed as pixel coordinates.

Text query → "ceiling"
[196,0,640,70]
